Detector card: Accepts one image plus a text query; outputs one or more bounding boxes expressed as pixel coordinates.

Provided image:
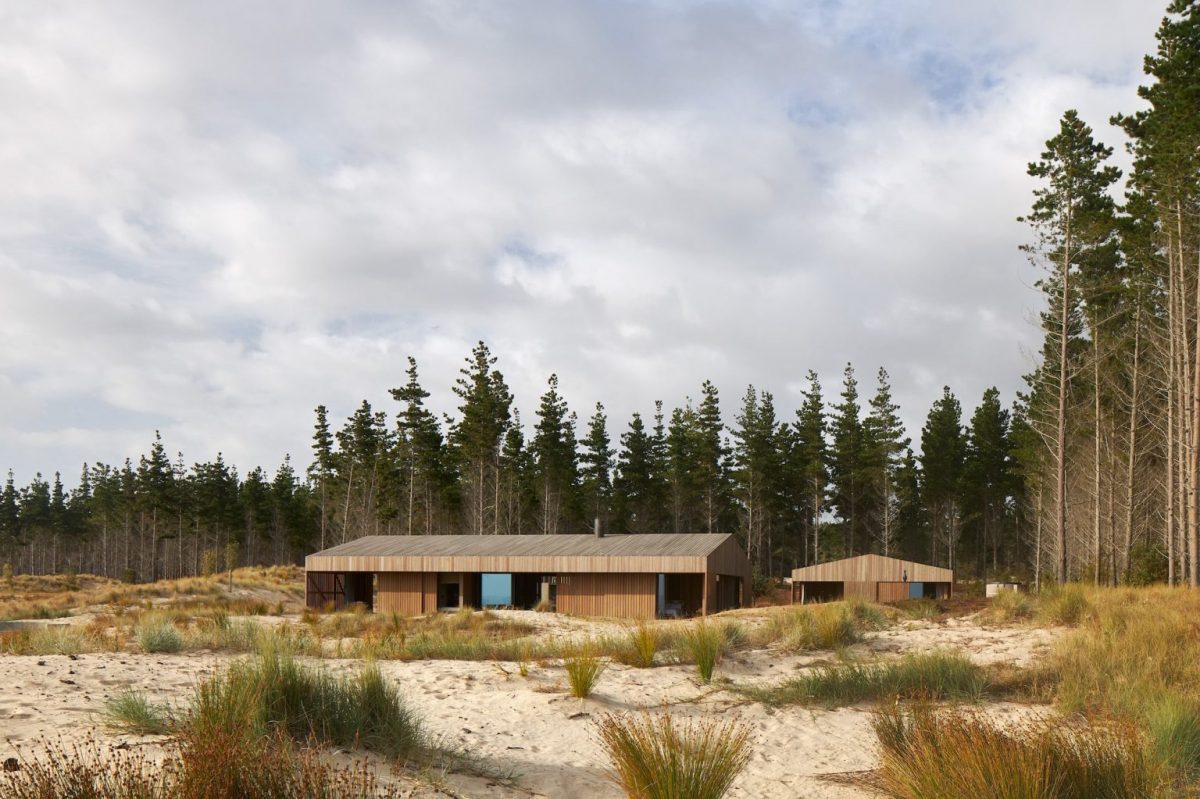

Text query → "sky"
[0,0,1165,485]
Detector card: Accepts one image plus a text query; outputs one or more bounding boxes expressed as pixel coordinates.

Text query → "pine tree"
[613,412,656,533]
[862,368,910,556]
[449,342,513,535]
[695,381,729,533]
[579,402,614,532]
[961,388,1014,578]
[1021,109,1121,583]
[793,370,828,564]
[310,405,335,549]
[829,364,866,557]
[391,358,449,536]
[921,388,966,569]
[531,374,578,534]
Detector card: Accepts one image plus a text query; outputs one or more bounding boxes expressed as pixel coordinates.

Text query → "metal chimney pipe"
[594,517,602,538]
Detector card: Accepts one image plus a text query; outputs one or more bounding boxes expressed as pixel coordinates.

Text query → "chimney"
[594,517,602,538]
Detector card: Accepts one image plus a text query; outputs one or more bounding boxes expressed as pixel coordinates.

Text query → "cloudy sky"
[0,1,1163,484]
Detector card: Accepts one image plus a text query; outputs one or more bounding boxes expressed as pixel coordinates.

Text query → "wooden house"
[305,532,751,620]
[790,554,953,603]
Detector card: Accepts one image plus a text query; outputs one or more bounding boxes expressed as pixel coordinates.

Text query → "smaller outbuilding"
[790,554,953,604]
[985,582,1023,598]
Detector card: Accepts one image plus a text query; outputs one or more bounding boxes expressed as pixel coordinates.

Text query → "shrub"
[595,711,750,799]
[2,562,12,589]
[747,651,988,708]
[120,568,138,584]
[201,549,218,578]
[137,614,184,653]
[564,642,608,698]
[102,688,173,735]
[873,703,1165,799]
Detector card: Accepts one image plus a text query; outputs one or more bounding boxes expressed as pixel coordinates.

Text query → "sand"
[0,609,1059,798]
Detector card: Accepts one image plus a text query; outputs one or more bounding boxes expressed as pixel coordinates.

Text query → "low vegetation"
[595,711,750,799]
[872,703,1166,799]
[0,731,403,799]
[679,620,740,683]
[746,651,988,708]
[102,688,174,735]
[564,641,608,698]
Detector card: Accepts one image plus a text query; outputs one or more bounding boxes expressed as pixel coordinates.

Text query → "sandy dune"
[0,611,1059,798]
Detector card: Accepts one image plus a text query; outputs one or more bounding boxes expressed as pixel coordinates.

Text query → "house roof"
[305,533,752,577]
[790,553,954,583]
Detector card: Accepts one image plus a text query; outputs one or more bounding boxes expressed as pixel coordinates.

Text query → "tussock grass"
[1146,700,1200,782]
[0,730,402,798]
[136,613,184,653]
[873,703,1166,799]
[339,609,539,662]
[746,651,987,708]
[188,646,424,759]
[102,688,173,735]
[759,605,860,652]
[0,625,109,656]
[896,598,940,621]
[1037,583,1092,626]
[626,623,660,668]
[595,711,750,799]
[982,588,1034,624]
[679,621,740,683]
[564,641,608,698]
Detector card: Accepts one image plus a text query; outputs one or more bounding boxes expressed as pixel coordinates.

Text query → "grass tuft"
[102,688,173,735]
[746,651,987,708]
[626,623,660,668]
[681,621,726,684]
[564,641,608,698]
[595,711,750,799]
[136,614,184,653]
[873,702,1166,799]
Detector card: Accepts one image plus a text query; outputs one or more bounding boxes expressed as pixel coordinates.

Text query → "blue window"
[481,573,513,607]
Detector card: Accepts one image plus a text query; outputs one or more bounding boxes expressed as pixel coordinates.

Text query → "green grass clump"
[680,621,739,683]
[595,711,750,799]
[0,625,100,656]
[188,645,424,759]
[1037,583,1091,626]
[983,589,1034,624]
[564,641,608,698]
[896,599,940,621]
[747,651,987,708]
[136,614,184,653]
[1146,700,1200,782]
[626,623,660,668]
[102,689,173,735]
[873,703,1166,799]
[761,605,860,652]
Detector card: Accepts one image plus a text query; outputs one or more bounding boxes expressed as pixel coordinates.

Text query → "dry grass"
[678,620,741,684]
[873,702,1167,799]
[595,711,750,799]
[564,640,608,698]
[745,651,988,708]
[0,730,403,798]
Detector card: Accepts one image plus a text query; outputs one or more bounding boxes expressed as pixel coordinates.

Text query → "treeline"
[2,1,1197,589]
[1016,1,1200,588]
[0,341,1022,584]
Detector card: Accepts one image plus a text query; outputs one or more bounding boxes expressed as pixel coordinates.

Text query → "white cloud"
[0,0,1163,482]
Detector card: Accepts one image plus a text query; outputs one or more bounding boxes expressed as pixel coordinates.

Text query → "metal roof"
[310,533,737,560]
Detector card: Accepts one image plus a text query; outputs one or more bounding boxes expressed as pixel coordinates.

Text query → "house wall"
[375,572,438,615]
[556,573,657,619]
[791,554,953,584]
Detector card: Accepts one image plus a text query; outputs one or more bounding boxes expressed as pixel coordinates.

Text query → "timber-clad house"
[306,532,751,620]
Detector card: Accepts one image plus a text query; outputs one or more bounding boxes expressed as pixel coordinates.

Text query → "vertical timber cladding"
[557,573,657,619]
[375,573,439,615]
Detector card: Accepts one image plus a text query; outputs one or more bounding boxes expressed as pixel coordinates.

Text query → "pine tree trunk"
[1093,332,1102,585]
[1123,301,1140,582]
[1190,226,1200,588]
[1056,210,1072,584]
